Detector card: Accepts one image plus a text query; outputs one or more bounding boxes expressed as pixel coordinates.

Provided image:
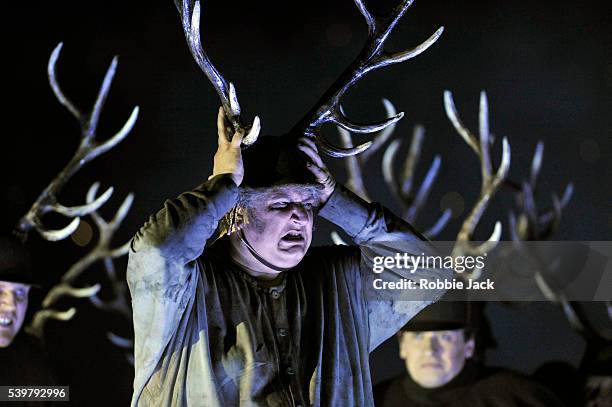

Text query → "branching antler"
[26,283,101,339]
[177,0,260,145]
[334,98,449,240]
[382,123,452,238]
[20,43,138,361]
[509,141,574,241]
[444,91,511,277]
[84,184,134,364]
[291,0,444,157]
[15,43,139,243]
[505,141,581,332]
[337,99,398,201]
[26,184,134,358]
[61,183,133,284]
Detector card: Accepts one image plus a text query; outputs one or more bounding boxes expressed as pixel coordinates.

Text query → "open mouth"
[280,230,305,243]
[0,317,14,327]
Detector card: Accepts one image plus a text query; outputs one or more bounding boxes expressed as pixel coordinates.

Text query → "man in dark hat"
[0,235,35,348]
[374,301,566,407]
[0,235,56,390]
[127,108,451,406]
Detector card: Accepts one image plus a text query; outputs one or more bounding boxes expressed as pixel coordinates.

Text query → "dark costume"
[374,361,565,407]
[0,332,56,407]
[0,237,56,406]
[127,174,450,406]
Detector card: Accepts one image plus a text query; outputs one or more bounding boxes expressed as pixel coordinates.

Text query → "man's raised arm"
[126,107,251,403]
[319,183,453,352]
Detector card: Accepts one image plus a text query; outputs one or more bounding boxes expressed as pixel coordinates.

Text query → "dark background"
[1,0,610,404]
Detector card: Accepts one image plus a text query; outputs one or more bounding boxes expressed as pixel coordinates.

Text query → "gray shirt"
[127,175,450,406]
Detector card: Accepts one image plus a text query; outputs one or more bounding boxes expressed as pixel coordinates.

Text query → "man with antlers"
[126,0,451,405]
[127,109,450,405]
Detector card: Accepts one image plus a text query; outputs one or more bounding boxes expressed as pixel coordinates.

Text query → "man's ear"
[398,332,409,360]
[464,337,475,359]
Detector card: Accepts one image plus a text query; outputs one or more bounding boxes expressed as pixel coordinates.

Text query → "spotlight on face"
[399,329,475,388]
[241,186,317,269]
[0,281,30,348]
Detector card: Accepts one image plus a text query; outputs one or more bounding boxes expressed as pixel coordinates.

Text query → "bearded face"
[0,281,30,348]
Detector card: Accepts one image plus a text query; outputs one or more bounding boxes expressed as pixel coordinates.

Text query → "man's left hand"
[298,137,336,206]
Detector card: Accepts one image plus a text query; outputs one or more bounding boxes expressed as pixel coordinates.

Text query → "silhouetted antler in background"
[509,140,574,242]
[20,45,138,364]
[505,141,583,335]
[334,91,510,279]
[15,43,139,243]
[382,122,451,238]
[444,90,511,278]
[331,99,450,244]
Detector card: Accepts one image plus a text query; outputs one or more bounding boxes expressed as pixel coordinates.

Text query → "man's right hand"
[210,106,254,186]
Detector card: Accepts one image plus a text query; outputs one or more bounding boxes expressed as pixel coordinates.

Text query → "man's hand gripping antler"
[298,137,337,206]
[210,106,251,186]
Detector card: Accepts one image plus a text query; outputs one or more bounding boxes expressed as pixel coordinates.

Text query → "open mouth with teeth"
[0,317,14,327]
[280,230,305,243]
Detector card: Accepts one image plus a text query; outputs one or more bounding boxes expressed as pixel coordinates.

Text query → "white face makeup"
[240,187,316,270]
[0,281,30,348]
[399,329,475,388]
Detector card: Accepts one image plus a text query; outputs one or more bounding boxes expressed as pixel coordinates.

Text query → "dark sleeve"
[126,174,238,400]
[318,184,452,351]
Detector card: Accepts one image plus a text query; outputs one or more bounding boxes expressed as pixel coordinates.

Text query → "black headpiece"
[0,235,38,287]
[401,299,479,332]
[241,136,318,189]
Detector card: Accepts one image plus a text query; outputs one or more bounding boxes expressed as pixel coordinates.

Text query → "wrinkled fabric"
[127,174,450,406]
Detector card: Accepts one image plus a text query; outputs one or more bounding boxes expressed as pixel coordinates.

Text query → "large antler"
[292,0,444,157]
[15,43,139,243]
[177,0,260,146]
[26,184,134,350]
[337,99,398,201]
[444,91,511,277]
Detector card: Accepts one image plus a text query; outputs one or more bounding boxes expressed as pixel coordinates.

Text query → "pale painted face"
[399,329,475,388]
[0,281,30,348]
[241,187,316,269]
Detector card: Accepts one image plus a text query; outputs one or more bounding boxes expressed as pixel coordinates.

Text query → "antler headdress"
[175,0,443,158]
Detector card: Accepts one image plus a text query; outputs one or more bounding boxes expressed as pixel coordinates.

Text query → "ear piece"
[228,206,249,236]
